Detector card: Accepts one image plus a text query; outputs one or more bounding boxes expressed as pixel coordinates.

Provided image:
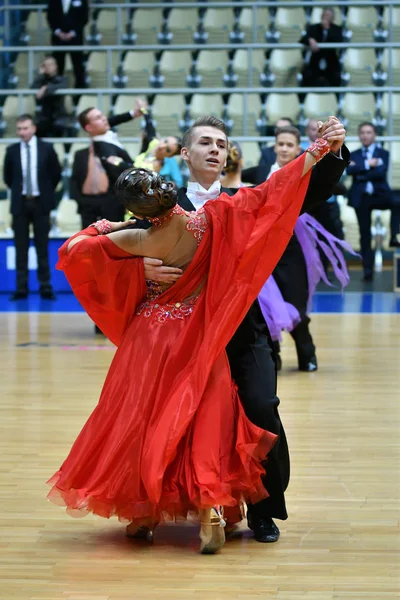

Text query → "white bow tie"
[188,181,221,202]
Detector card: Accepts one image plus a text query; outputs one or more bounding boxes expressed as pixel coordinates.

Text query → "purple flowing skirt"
[258,213,358,341]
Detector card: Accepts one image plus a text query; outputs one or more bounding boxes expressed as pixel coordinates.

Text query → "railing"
[1,0,399,46]
[1,42,399,90]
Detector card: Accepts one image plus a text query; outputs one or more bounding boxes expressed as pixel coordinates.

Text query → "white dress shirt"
[92,130,125,150]
[20,136,40,196]
[62,0,72,13]
[186,180,221,210]
[266,162,280,180]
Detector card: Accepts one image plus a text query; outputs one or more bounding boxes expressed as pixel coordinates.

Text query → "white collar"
[187,180,221,196]
[92,130,124,150]
[21,136,37,147]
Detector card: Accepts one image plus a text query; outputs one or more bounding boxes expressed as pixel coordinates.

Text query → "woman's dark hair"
[225,140,243,174]
[114,168,177,218]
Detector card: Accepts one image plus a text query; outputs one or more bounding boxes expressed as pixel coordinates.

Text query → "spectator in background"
[258,117,294,168]
[31,55,68,138]
[347,122,400,281]
[47,0,89,90]
[3,114,61,300]
[300,8,343,93]
[301,119,320,151]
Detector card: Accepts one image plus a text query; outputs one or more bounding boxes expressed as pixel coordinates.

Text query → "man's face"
[16,119,36,143]
[321,9,334,28]
[154,136,179,161]
[181,126,228,180]
[84,108,110,136]
[306,119,320,143]
[274,132,301,167]
[43,58,58,77]
[359,125,376,147]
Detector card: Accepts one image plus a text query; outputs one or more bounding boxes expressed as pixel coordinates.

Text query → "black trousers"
[80,194,126,229]
[226,315,289,521]
[355,193,400,276]
[12,198,52,293]
[35,116,66,138]
[52,34,86,89]
[273,238,316,368]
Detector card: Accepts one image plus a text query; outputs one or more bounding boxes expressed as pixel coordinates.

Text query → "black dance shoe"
[10,291,28,300]
[40,289,56,300]
[247,513,280,543]
[299,356,318,372]
[362,272,374,282]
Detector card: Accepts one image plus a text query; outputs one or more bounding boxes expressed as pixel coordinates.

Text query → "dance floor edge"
[0,291,399,313]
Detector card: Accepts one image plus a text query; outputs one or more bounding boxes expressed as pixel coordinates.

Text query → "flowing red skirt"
[47,303,277,525]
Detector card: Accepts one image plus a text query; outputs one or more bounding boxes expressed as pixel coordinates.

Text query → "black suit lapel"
[178,188,196,211]
[220,186,236,197]
[14,143,23,181]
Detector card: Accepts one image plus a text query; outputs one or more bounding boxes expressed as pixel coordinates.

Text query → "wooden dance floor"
[1,311,399,600]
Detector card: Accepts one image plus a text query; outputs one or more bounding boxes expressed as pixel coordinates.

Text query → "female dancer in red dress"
[47,138,332,554]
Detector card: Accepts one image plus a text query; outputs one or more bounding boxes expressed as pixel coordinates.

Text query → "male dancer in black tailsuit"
[70,99,149,227]
[136,115,349,542]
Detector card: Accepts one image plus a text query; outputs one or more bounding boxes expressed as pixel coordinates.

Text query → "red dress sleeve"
[57,227,147,346]
[206,153,312,302]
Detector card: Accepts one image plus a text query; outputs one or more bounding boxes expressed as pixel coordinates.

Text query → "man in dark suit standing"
[137,115,348,543]
[347,122,400,281]
[300,7,343,91]
[47,0,89,89]
[3,114,62,300]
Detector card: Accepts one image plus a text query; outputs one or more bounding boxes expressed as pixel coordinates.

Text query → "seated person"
[31,55,68,137]
[347,122,400,281]
[299,7,343,90]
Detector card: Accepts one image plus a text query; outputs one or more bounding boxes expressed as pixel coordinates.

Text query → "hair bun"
[158,181,176,209]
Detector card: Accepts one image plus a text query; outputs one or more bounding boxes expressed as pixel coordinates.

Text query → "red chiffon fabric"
[47,154,311,524]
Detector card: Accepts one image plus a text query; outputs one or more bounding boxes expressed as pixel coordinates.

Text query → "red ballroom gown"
[47,154,311,524]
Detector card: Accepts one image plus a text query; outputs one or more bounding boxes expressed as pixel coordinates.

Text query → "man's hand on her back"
[143,257,183,284]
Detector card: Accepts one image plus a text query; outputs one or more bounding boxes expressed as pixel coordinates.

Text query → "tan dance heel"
[199,506,226,554]
[126,521,158,543]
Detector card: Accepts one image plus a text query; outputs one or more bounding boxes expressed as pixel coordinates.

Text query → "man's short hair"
[275,125,301,145]
[182,116,228,148]
[358,121,376,133]
[78,107,95,130]
[17,114,35,125]
[276,117,294,126]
